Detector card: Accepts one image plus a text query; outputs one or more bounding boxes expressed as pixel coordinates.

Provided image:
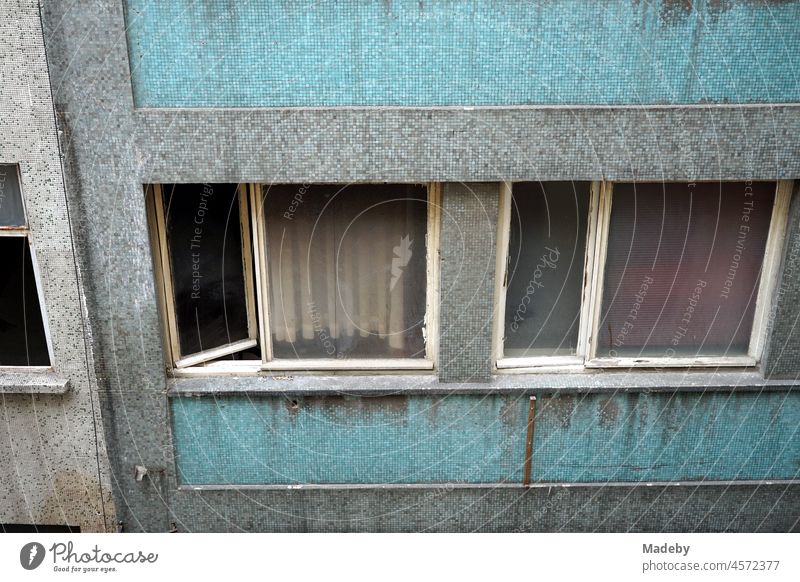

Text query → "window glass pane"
[163,184,250,357]
[264,184,428,359]
[0,165,26,227]
[598,181,775,359]
[0,237,49,365]
[504,182,591,358]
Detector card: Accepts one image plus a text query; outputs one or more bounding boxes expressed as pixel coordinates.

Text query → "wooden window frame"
[495,180,793,372]
[149,183,258,369]
[0,164,54,370]
[493,181,601,372]
[150,182,441,374]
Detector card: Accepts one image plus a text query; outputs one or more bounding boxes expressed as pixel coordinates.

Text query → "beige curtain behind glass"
[264,184,427,359]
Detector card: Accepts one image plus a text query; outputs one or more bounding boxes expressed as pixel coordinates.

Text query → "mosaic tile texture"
[124,0,800,107]
[171,392,800,485]
[532,392,800,482]
[38,0,800,532]
[169,483,800,532]
[439,183,499,382]
[134,106,800,184]
[171,395,528,485]
[0,0,114,532]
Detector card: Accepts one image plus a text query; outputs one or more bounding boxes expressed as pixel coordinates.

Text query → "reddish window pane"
[598,182,775,359]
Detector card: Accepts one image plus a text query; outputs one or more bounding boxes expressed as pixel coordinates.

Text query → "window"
[148,183,439,372]
[149,184,257,368]
[0,164,51,367]
[496,180,791,370]
[495,181,598,368]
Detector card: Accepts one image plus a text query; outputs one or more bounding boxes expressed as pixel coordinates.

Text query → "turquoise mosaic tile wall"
[171,394,529,485]
[124,0,800,107]
[171,392,799,485]
[532,392,800,483]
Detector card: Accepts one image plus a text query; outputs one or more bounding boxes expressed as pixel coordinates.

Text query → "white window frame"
[150,182,441,374]
[149,183,258,369]
[0,164,54,370]
[495,179,793,371]
[493,181,601,372]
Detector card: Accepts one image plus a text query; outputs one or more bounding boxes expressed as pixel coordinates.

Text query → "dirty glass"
[597,181,775,358]
[263,184,428,359]
[162,184,250,357]
[0,237,49,366]
[503,181,591,358]
[0,164,26,227]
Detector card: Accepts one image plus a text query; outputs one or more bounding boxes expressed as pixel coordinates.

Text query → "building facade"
[2,0,798,532]
[0,0,114,532]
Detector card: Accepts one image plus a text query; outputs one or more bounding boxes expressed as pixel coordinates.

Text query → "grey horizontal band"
[136,105,800,184]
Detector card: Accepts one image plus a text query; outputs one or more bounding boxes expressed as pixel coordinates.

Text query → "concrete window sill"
[0,370,71,394]
[167,369,799,397]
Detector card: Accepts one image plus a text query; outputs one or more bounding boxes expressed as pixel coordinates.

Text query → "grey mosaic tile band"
[167,484,800,533]
[135,106,800,184]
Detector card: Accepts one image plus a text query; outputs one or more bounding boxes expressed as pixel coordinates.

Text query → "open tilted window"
[149,183,258,368]
[148,183,440,373]
[0,164,52,367]
[496,180,792,370]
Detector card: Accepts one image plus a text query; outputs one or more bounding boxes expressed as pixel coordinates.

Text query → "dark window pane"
[598,182,775,358]
[0,237,49,365]
[264,184,428,359]
[0,165,26,227]
[504,182,591,358]
[163,184,250,356]
[1,523,79,533]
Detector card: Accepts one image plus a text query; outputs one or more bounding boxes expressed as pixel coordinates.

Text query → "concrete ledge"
[0,371,71,394]
[167,369,800,397]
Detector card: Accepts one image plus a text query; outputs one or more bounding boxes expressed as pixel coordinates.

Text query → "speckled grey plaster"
[38,0,800,532]
[0,0,114,532]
